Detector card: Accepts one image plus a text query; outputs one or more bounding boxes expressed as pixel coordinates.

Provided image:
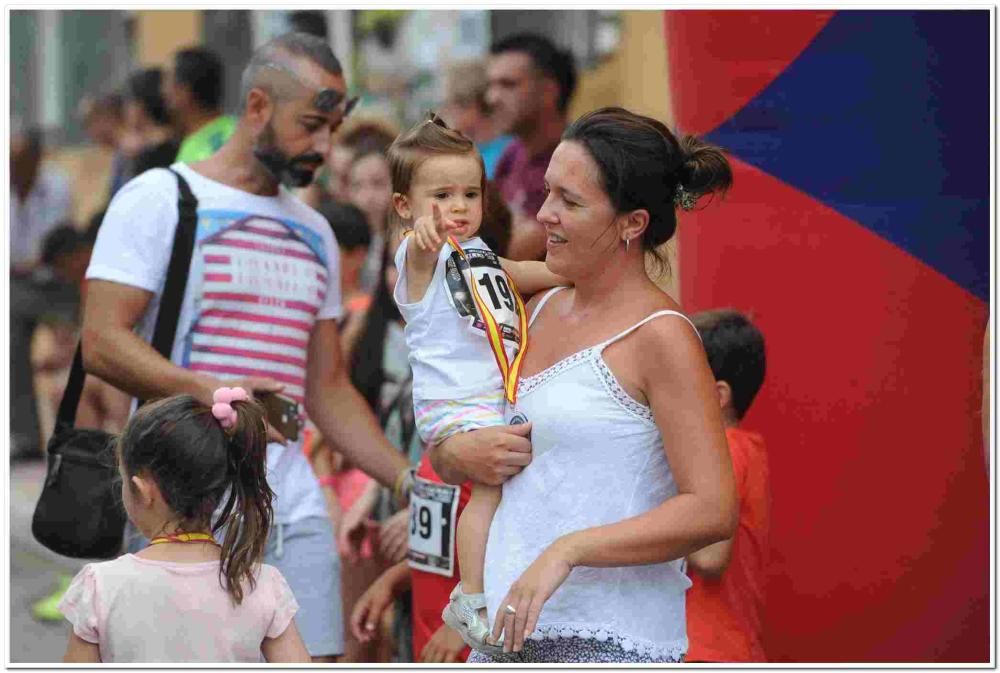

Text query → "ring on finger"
[505,604,517,616]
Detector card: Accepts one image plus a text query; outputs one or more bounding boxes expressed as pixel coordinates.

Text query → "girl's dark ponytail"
[214,398,273,605]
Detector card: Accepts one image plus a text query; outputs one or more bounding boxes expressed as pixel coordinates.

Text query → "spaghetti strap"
[597,310,701,350]
[528,286,569,327]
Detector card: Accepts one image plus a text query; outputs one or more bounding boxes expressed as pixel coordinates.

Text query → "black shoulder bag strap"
[54,168,199,431]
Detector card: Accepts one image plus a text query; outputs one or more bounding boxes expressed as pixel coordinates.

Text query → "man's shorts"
[264,516,344,658]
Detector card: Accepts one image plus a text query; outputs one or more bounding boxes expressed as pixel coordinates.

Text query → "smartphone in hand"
[259,392,300,442]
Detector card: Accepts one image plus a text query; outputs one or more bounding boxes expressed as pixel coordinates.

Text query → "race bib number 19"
[407,476,460,577]
[444,247,521,346]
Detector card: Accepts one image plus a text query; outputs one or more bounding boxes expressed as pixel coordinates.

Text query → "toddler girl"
[59,388,309,663]
[388,115,565,653]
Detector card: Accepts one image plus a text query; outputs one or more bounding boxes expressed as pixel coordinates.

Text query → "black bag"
[31,169,198,559]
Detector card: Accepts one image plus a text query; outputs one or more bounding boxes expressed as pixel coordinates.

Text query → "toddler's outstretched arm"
[406,203,463,303]
[499,258,570,296]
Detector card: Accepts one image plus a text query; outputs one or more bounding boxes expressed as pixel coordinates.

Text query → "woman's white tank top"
[484,286,699,661]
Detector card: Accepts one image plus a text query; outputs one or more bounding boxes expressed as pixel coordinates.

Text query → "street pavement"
[8,459,86,664]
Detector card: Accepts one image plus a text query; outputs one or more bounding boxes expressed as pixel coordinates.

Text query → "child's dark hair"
[319,201,372,252]
[387,113,486,207]
[692,309,766,420]
[117,394,273,605]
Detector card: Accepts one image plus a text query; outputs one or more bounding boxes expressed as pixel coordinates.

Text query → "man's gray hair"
[239,32,343,109]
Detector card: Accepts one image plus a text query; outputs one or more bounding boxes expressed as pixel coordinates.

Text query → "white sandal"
[441,583,505,655]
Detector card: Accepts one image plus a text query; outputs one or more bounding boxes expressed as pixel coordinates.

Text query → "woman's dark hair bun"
[563,107,735,272]
[678,135,733,201]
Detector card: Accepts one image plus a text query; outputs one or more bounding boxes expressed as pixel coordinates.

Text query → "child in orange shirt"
[685,310,769,662]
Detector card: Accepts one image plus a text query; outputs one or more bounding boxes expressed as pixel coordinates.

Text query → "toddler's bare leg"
[457,482,502,636]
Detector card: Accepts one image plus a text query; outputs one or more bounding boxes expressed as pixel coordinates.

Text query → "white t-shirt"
[392,235,520,401]
[86,163,342,523]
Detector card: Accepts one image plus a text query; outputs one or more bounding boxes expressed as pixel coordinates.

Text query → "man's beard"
[252,123,323,188]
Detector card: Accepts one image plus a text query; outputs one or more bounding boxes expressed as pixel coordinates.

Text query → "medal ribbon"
[446,236,528,404]
[149,532,219,546]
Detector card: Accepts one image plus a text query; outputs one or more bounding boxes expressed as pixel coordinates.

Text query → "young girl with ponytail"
[58,388,309,663]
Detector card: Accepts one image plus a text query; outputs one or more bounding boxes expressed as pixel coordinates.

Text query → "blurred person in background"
[81,32,412,662]
[10,121,73,276]
[685,309,769,663]
[78,92,128,200]
[487,33,576,261]
[30,224,131,449]
[121,67,181,179]
[320,201,375,325]
[327,140,358,203]
[478,181,513,258]
[10,121,74,461]
[344,125,397,293]
[165,46,235,163]
[440,59,513,180]
[295,118,392,227]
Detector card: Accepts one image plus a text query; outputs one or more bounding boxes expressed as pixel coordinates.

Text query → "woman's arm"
[555,318,737,567]
[686,538,735,579]
[63,632,100,662]
[499,258,569,296]
[491,316,737,652]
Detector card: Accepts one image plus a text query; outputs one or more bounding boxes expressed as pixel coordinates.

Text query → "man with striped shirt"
[81,33,410,662]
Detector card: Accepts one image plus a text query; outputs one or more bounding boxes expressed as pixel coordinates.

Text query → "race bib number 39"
[407,476,460,577]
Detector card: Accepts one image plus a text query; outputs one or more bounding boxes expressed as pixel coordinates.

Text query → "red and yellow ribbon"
[447,236,529,405]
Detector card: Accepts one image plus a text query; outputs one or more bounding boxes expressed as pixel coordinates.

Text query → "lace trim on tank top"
[590,355,655,424]
[526,623,687,661]
[517,347,595,397]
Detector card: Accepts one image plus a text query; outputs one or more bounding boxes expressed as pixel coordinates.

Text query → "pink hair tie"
[212,386,249,430]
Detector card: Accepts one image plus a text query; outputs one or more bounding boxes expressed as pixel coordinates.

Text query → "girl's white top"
[484,286,699,661]
[393,235,519,401]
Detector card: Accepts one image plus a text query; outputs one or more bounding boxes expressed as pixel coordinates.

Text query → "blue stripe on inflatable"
[706,10,989,301]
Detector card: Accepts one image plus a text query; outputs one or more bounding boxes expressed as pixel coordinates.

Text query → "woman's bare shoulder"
[523,286,572,322]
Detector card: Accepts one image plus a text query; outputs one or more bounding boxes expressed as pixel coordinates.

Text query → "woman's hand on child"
[433,422,533,485]
[491,541,575,654]
[420,624,467,663]
[377,509,410,564]
[413,203,462,253]
[350,573,395,643]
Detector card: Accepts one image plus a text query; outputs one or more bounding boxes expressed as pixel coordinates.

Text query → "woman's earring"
[625,236,630,253]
